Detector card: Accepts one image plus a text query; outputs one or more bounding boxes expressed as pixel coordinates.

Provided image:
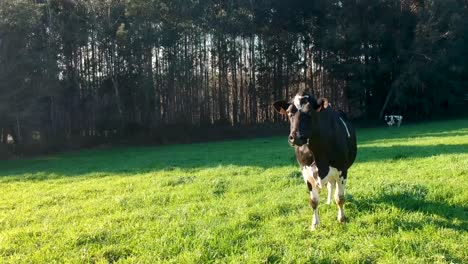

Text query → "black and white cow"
[385,115,403,127]
[274,92,357,230]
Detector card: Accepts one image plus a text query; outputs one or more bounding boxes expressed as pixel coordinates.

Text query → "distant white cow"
[7,134,14,144]
[385,115,403,127]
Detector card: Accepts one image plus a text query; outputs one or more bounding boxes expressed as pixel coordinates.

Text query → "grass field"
[0,119,467,263]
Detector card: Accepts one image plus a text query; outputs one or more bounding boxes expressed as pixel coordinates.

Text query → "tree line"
[1,0,467,154]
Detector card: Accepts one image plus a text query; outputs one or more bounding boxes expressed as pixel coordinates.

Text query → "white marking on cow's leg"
[303,165,322,189]
[320,166,339,192]
[335,177,346,223]
[302,166,320,230]
[326,181,334,205]
[302,167,311,185]
[310,187,320,231]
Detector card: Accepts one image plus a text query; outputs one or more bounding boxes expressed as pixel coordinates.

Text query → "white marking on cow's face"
[293,95,309,111]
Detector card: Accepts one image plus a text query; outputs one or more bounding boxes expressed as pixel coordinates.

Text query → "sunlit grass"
[0,119,467,263]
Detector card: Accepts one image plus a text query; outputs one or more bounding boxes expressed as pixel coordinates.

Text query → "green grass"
[0,119,467,263]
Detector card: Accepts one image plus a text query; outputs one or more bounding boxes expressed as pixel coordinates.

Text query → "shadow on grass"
[412,131,468,138]
[0,141,468,182]
[354,183,468,232]
[357,144,468,163]
[0,141,467,182]
[0,139,296,181]
[0,118,466,182]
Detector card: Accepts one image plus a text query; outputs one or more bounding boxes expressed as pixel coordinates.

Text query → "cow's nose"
[288,135,294,143]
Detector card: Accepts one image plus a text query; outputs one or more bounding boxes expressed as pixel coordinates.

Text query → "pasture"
[0,119,467,263]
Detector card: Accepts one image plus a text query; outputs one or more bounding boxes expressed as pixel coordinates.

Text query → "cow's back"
[315,108,357,172]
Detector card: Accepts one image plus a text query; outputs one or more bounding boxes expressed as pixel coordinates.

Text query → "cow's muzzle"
[289,133,307,146]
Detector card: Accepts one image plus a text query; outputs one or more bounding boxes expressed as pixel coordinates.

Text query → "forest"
[0,0,467,154]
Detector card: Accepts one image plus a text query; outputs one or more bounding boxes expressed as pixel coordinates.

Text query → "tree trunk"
[379,86,396,119]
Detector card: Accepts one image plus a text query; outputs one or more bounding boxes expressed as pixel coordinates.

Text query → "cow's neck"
[306,112,327,152]
[309,113,322,139]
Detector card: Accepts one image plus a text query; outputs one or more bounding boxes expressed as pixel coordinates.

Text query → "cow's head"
[273,92,328,146]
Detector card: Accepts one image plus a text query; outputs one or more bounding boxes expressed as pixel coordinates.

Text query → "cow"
[273,92,357,230]
[385,115,403,127]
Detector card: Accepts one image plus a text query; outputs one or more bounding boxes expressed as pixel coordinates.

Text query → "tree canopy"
[0,0,467,152]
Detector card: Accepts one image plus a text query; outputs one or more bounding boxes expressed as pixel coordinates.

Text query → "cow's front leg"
[335,176,346,223]
[302,166,320,231]
[309,187,320,230]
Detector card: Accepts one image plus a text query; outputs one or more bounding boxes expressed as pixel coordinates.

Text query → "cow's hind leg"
[335,172,347,223]
[326,181,335,205]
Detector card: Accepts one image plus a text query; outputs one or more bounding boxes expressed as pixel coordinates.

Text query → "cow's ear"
[315,98,329,112]
[273,100,290,116]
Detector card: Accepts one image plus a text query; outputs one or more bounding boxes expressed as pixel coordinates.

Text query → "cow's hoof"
[310,224,319,231]
[326,200,332,205]
[337,215,346,223]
